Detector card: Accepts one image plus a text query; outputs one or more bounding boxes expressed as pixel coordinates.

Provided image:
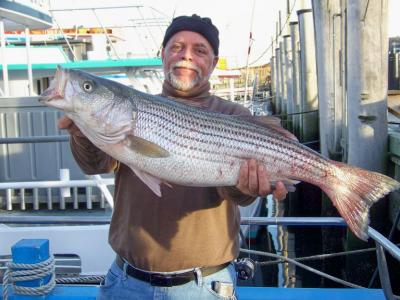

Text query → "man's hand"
[236,159,288,200]
[58,116,85,137]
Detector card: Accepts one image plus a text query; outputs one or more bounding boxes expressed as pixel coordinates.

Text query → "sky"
[48,0,400,68]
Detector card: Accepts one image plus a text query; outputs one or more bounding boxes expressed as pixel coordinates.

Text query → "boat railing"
[0,171,114,210]
[0,216,398,260]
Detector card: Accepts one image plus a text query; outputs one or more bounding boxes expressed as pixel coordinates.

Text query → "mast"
[243,0,256,111]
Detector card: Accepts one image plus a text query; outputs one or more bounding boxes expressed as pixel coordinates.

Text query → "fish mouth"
[39,65,68,103]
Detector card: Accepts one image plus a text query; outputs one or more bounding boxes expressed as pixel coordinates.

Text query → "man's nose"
[180,47,193,61]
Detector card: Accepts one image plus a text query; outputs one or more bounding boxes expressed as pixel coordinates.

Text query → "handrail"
[0,136,69,144]
[0,178,114,189]
[368,227,400,262]
[240,216,346,226]
[0,216,111,225]
[241,217,400,262]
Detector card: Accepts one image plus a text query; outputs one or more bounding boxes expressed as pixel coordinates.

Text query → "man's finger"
[57,116,86,137]
[257,165,271,196]
[272,181,288,201]
[58,116,72,129]
[248,159,258,194]
[236,160,249,191]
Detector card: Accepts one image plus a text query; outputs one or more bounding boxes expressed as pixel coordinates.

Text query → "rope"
[2,255,56,300]
[56,275,105,284]
[273,109,319,117]
[257,243,400,267]
[240,248,364,288]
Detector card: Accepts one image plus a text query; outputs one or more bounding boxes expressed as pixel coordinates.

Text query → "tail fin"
[321,161,400,241]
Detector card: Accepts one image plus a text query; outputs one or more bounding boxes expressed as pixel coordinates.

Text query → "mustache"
[170,61,202,76]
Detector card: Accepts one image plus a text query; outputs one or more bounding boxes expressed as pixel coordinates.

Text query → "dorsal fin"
[235,115,298,141]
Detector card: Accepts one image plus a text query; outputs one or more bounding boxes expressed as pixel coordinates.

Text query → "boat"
[0,216,399,299]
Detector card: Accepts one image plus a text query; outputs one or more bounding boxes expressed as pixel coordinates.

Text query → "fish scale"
[134,98,330,186]
[39,67,400,241]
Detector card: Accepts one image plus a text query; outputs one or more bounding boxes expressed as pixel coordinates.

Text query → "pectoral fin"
[126,136,170,158]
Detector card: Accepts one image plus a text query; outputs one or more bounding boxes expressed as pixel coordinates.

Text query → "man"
[59,14,287,300]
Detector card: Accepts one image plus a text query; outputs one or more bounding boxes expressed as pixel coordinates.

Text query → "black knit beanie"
[162,14,219,55]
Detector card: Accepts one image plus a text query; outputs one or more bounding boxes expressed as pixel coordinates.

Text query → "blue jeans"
[97,260,238,300]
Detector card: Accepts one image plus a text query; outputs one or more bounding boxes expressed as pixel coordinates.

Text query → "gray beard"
[168,72,201,91]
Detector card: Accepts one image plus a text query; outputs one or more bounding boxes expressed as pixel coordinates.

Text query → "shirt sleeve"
[70,135,118,175]
[216,186,257,207]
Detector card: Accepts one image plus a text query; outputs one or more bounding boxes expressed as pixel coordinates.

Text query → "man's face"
[162,31,218,91]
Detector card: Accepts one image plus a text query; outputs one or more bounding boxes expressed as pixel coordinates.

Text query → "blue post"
[11,239,51,289]
[2,238,100,299]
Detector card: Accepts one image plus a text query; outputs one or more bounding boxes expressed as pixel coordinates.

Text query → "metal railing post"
[375,243,395,300]
[59,169,71,210]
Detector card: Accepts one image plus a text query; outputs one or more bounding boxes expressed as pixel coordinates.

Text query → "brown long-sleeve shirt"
[70,83,255,272]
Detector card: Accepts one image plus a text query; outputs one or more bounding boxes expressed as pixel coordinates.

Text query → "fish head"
[39,66,117,114]
[39,66,136,135]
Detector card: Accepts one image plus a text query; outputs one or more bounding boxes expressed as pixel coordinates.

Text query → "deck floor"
[0,285,387,299]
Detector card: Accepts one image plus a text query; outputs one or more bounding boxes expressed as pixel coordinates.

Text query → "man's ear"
[161,48,165,62]
[213,56,219,68]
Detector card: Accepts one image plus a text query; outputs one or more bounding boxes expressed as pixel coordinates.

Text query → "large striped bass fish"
[39,67,399,241]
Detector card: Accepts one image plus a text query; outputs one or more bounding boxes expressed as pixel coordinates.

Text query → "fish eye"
[82,81,94,93]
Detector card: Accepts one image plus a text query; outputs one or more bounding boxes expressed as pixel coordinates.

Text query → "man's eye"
[171,44,182,52]
[82,81,94,93]
[196,48,207,55]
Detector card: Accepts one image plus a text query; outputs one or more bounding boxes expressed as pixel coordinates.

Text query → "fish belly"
[114,145,242,186]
